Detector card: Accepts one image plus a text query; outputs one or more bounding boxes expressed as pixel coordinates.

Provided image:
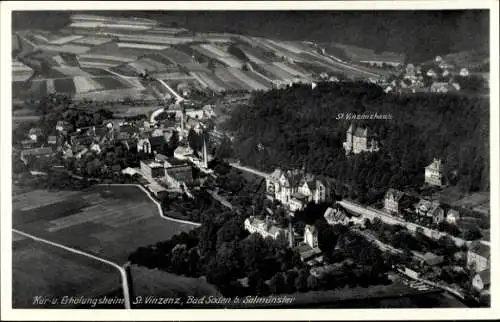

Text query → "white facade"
[244,216,289,240]
[304,225,318,248]
[137,138,152,154]
[425,158,444,186]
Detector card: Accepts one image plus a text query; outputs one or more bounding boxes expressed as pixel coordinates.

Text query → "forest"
[223,82,489,204]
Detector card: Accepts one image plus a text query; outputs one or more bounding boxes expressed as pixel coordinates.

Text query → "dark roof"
[469,242,490,259]
[94,126,108,137]
[120,125,140,134]
[149,136,165,147]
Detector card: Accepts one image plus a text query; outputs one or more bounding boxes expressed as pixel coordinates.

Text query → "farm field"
[191,44,244,68]
[12,80,48,100]
[191,72,227,92]
[227,67,269,90]
[12,185,196,264]
[333,43,405,65]
[214,67,249,90]
[82,67,115,77]
[54,78,77,94]
[161,47,196,64]
[71,36,113,46]
[37,43,91,55]
[13,236,123,308]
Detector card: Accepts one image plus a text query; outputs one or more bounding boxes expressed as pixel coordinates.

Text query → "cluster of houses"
[383,55,472,94]
[265,167,333,212]
[16,101,228,193]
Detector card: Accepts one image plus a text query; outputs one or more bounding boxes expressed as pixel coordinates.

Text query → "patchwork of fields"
[12,15,385,100]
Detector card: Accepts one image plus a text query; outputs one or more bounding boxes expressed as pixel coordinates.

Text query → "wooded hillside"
[224,82,489,204]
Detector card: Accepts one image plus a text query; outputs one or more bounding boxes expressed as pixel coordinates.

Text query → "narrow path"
[12,229,131,309]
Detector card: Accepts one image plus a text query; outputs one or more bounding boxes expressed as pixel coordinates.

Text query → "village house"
[383,188,414,215]
[244,216,291,241]
[28,127,43,142]
[140,160,165,179]
[422,252,445,266]
[137,137,152,154]
[426,69,437,78]
[467,241,490,273]
[425,158,444,187]
[430,82,459,94]
[343,124,379,155]
[446,209,460,225]
[20,147,53,165]
[47,135,58,146]
[174,145,195,161]
[185,109,205,120]
[459,68,470,77]
[415,199,445,225]
[472,269,490,292]
[295,225,322,265]
[56,120,72,133]
[324,207,349,226]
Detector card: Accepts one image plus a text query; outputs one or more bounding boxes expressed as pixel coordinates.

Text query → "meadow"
[13,185,196,263]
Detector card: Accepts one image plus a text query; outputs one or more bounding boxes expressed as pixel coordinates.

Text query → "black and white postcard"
[1,1,498,321]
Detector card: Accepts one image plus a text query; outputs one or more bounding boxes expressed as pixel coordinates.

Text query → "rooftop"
[141,160,164,168]
[469,241,490,259]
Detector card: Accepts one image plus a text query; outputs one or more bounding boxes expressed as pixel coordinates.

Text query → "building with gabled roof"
[425,158,444,186]
[343,123,379,155]
[244,216,291,241]
[384,188,414,215]
[472,268,490,291]
[324,207,349,226]
[467,241,490,273]
[415,199,445,225]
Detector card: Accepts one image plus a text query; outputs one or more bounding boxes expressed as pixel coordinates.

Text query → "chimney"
[123,262,135,309]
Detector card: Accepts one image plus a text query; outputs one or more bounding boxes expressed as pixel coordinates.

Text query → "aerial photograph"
[10,9,491,310]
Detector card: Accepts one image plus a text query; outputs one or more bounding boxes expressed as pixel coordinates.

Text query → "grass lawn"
[12,236,122,308]
[13,185,196,263]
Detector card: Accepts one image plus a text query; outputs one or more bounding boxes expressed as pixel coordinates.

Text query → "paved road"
[338,200,467,247]
[229,163,270,179]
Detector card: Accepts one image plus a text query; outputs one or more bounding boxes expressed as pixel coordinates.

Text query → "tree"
[284,270,298,293]
[295,268,309,292]
[307,275,319,291]
[187,128,203,152]
[215,137,235,160]
[463,227,482,241]
[268,272,286,294]
[168,130,180,156]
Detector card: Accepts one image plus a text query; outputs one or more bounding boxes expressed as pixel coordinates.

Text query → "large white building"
[425,158,444,186]
[343,124,379,155]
